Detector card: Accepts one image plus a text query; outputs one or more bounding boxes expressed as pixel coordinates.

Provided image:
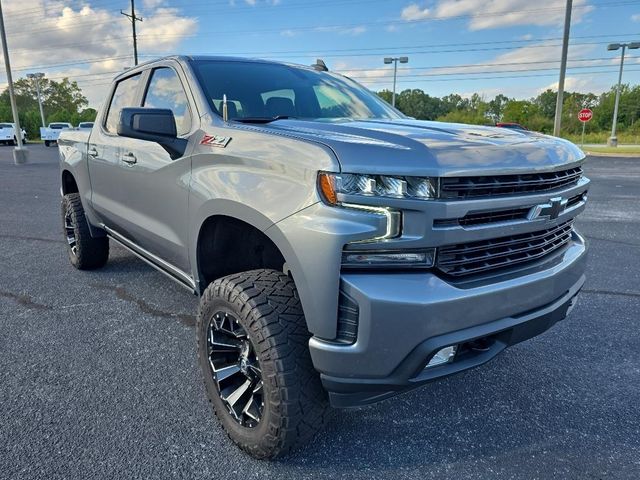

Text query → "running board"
[102,225,197,294]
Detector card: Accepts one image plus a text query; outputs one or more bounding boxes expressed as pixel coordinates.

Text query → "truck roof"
[114,55,317,82]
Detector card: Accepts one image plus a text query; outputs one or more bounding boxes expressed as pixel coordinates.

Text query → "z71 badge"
[200,134,231,148]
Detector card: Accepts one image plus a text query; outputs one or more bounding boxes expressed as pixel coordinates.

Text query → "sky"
[1,0,639,109]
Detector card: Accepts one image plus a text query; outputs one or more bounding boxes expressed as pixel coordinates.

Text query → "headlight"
[318,172,437,205]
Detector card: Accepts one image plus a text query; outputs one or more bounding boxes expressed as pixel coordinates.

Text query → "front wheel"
[44,140,50,147]
[197,269,330,459]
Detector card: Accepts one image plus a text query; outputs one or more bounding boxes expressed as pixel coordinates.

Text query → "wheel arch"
[61,169,79,195]
[192,200,330,337]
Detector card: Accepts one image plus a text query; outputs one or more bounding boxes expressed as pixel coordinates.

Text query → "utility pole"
[0,0,28,164]
[27,72,46,127]
[606,42,640,147]
[553,0,573,137]
[383,56,409,108]
[121,0,142,66]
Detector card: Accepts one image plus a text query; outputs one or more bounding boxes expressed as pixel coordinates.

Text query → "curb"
[584,151,640,158]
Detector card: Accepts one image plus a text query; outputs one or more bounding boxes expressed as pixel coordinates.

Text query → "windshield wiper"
[234,115,295,124]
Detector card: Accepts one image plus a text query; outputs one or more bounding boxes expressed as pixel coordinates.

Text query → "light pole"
[0,0,28,164]
[607,42,640,147]
[27,72,46,127]
[553,0,572,137]
[383,56,408,108]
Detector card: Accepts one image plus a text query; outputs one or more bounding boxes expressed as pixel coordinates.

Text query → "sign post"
[578,108,593,147]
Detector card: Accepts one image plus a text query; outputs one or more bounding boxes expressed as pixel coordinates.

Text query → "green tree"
[487,94,510,122]
[0,75,89,138]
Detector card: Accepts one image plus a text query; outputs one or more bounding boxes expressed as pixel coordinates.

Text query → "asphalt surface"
[1,144,639,480]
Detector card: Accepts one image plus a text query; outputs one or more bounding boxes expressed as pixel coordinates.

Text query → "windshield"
[192,60,402,121]
[50,123,69,129]
[0,123,13,128]
[79,123,93,128]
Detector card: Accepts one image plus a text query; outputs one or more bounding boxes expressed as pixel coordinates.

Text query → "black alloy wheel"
[206,311,264,427]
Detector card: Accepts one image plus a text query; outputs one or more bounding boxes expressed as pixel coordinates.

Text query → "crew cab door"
[88,64,194,274]
[88,72,144,234]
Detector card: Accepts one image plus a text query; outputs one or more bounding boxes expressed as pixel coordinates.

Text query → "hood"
[253,118,585,176]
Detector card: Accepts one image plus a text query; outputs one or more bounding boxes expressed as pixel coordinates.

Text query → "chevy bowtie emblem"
[528,196,568,221]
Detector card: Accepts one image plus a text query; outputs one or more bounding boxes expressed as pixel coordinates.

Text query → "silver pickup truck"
[59,56,588,459]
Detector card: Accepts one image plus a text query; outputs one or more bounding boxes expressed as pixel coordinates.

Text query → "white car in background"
[77,122,94,130]
[41,122,73,147]
[0,123,27,145]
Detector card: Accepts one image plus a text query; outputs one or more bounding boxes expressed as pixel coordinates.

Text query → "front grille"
[434,207,530,228]
[440,166,583,199]
[434,192,586,229]
[437,220,574,277]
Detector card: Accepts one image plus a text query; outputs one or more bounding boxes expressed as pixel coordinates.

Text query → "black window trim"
[100,70,147,137]
[141,65,195,137]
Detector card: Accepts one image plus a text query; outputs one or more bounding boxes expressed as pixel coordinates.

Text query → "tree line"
[1,73,639,143]
[0,76,96,139]
[377,85,640,142]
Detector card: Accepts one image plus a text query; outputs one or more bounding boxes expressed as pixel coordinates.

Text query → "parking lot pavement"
[1,144,639,480]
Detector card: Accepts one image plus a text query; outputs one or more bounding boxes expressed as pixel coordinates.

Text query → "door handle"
[87,146,98,158]
[122,152,137,165]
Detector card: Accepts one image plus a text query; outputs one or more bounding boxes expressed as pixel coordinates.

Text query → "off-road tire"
[61,193,109,270]
[197,269,330,459]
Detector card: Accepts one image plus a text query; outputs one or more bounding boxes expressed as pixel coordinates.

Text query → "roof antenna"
[312,59,328,71]
[222,94,228,122]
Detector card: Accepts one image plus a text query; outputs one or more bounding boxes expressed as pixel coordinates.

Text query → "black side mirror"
[117,107,188,159]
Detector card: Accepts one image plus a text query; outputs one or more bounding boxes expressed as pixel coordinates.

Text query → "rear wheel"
[61,193,109,270]
[11,137,17,146]
[197,269,330,459]
[44,140,50,147]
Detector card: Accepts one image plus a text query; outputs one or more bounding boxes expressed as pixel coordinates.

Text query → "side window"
[143,68,192,136]
[104,74,142,133]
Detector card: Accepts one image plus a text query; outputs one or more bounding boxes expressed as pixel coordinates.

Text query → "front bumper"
[309,232,587,408]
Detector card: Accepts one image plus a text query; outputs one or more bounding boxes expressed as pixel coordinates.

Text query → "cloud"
[399,0,593,30]
[280,29,297,37]
[632,13,640,22]
[540,76,592,93]
[335,61,413,89]
[314,25,367,36]
[401,4,431,21]
[425,40,598,76]
[0,0,197,107]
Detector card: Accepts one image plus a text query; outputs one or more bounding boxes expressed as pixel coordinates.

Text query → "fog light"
[341,249,435,269]
[426,345,457,368]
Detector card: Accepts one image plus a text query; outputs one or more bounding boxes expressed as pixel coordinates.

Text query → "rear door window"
[104,73,142,133]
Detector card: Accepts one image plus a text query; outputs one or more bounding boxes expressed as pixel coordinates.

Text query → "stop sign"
[578,108,593,123]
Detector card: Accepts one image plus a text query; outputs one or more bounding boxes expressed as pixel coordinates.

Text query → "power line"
[139,40,639,61]
[353,68,640,84]
[346,63,636,80]
[338,57,628,72]
[137,1,640,39]
[4,28,639,57]
[7,0,638,39]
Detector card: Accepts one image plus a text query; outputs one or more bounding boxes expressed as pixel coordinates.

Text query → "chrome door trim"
[102,225,197,294]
